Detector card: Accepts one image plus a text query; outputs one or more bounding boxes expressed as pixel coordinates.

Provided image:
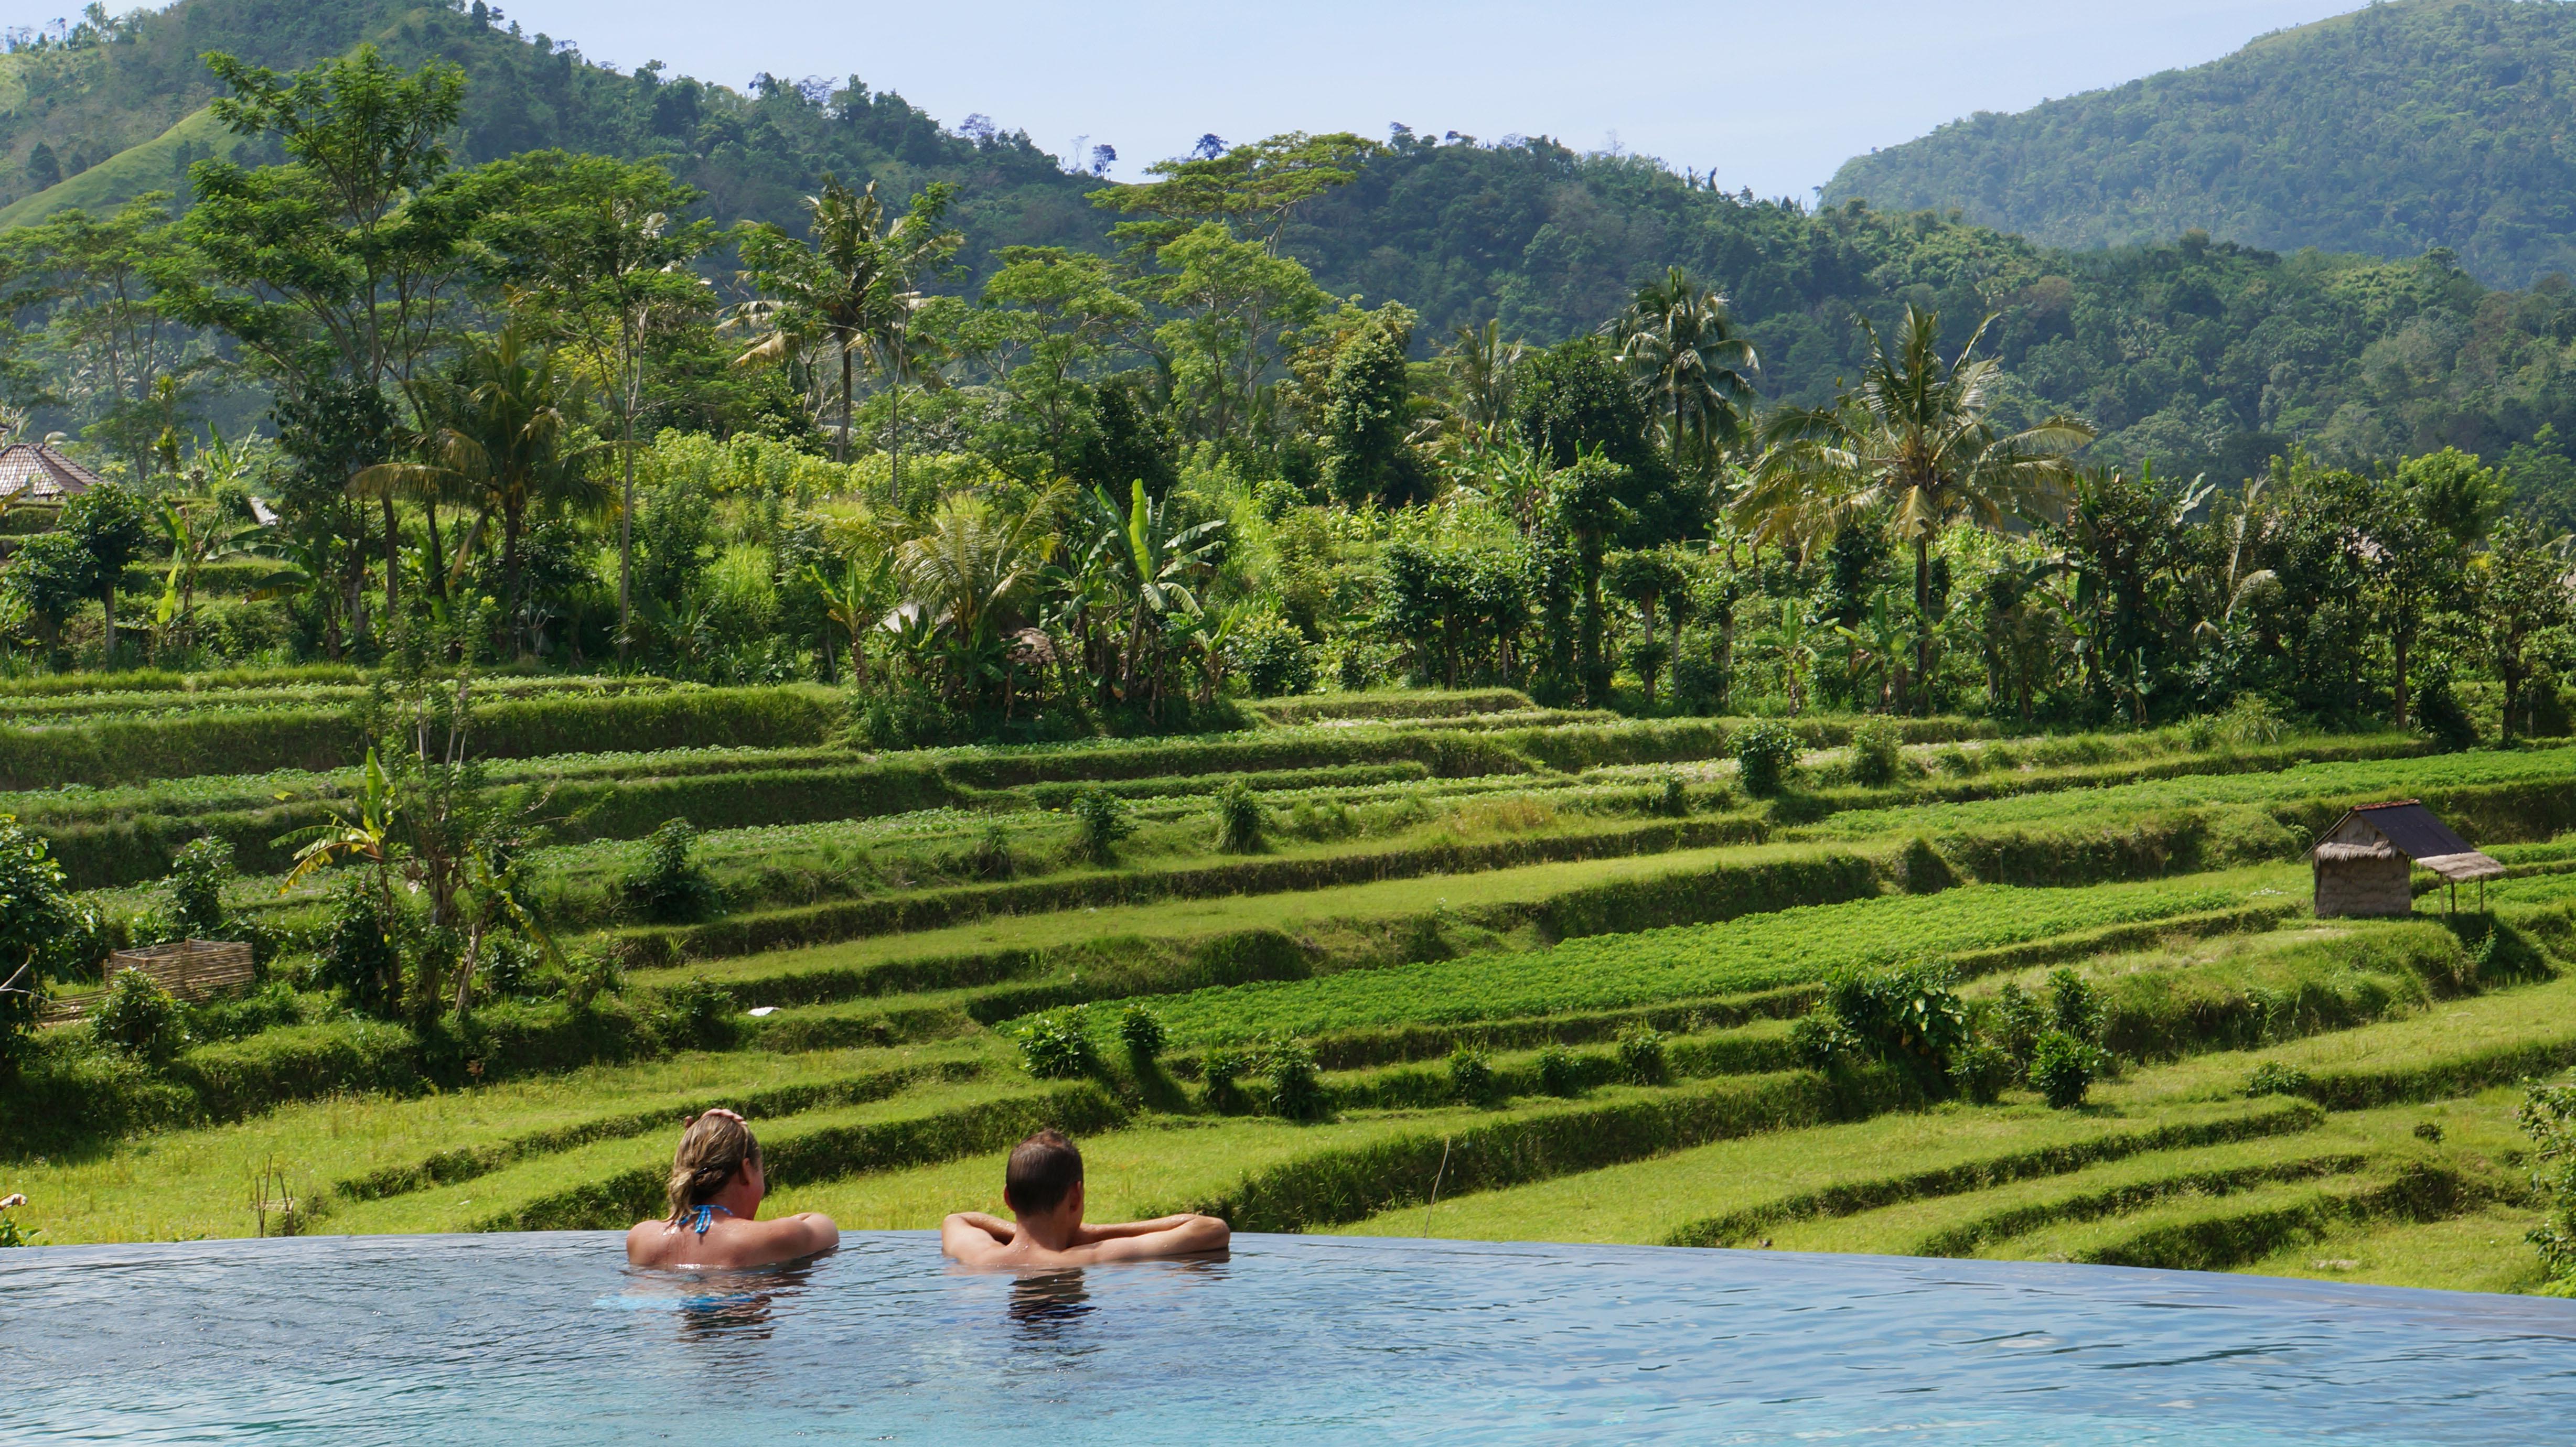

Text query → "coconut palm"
[358,328,605,647]
[1607,267,1758,477]
[1439,319,1525,453]
[1740,306,2091,714]
[897,491,1060,651]
[735,179,961,466]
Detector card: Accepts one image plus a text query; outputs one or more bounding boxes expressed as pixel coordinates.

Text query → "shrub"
[2047,967,2106,1043]
[1733,721,1800,798]
[1067,789,1134,867]
[0,815,73,1075]
[315,882,405,1018]
[92,966,186,1066]
[2415,665,2478,752]
[963,824,1015,881]
[1232,609,1318,698]
[1263,1037,1325,1120]
[166,836,234,936]
[1536,1042,1582,1097]
[2246,1061,2312,1097]
[622,818,723,924]
[1016,1007,1101,1079]
[1848,717,1904,788]
[2029,1029,2100,1109]
[1821,963,1972,1078]
[2414,1119,2445,1143]
[1212,780,1266,854]
[1119,1003,1167,1059]
[644,976,738,1051]
[1201,1045,1251,1103]
[1948,1041,2017,1104]
[1615,1023,1668,1085]
[1655,776,1690,818]
[562,946,625,1012]
[1988,981,2048,1063]
[2523,1074,2576,1285]
[1897,836,1955,894]
[848,681,969,750]
[2217,695,2287,747]
[1447,1043,1497,1103]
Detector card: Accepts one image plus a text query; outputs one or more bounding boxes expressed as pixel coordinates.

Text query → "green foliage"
[1263,1036,1326,1120]
[561,947,625,1013]
[1212,779,1266,854]
[1615,1022,1669,1085]
[1447,1042,1497,1103]
[2028,1029,2100,1110]
[1118,1003,1167,1059]
[1947,1041,2017,1104]
[315,881,404,1017]
[1847,718,1904,789]
[1200,1045,1252,1101]
[1733,721,1800,798]
[1536,1042,1582,1097]
[1230,609,1319,698]
[0,815,73,1074]
[92,966,186,1066]
[1015,1006,1101,1079]
[165,836,233,936]
[2247,1061,2314,1098]
[2047,967,2106,1044]
[2519,1075,2576,1284]
[1067,787,1135,867]
[621,817,722,924]
[1816,963,1973,1078]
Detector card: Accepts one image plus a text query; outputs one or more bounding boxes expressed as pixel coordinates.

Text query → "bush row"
[1245,688,1537,723]
[624,816,1768,962]
[0,686,845,790]
[1661,1099,2325,1247]
[1180,1070,1895,1233]
[2080,1163,2487,1272]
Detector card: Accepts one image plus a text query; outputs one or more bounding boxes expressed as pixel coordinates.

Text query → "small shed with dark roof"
[2310,800,2503,919]
[0,439,101,501]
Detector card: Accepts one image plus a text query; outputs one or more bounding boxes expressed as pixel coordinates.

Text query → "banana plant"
[808,550,898,686]
[278,747,402,917]
[151,495,275,657]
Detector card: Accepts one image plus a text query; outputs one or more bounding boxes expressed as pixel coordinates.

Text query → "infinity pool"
[6,1232,2573,1443]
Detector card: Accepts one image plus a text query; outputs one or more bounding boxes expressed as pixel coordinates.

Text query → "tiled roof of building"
[0,441,103,500]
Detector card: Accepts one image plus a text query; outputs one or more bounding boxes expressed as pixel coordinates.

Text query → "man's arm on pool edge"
[1078,1214,1230,1259]
[941,1212,1015,1260]
[767,1211,840,1258]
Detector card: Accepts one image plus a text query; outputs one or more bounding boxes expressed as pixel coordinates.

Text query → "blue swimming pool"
[5,1232,2572,1443]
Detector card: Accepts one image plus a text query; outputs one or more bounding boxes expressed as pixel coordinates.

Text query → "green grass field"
[7,685,2574,1301]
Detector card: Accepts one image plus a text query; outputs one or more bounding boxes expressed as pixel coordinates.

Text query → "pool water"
[5,1232,2572,1444]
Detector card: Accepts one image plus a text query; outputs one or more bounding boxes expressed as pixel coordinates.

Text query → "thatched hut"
[2310,800,2503,918]
[0,438,101,501]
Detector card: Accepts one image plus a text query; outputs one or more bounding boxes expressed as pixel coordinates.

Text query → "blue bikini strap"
[688,1203,731,1236]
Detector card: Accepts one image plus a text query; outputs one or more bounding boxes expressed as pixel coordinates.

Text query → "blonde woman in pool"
[627,1110,838,1269]
[942,1129,1229,1268]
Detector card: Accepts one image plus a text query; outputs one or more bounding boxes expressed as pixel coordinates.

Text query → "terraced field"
[10,678,2576,1298]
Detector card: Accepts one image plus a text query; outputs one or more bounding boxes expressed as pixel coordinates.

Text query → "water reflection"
[1007,1270,1093,1338]
[613,1258,824,1343]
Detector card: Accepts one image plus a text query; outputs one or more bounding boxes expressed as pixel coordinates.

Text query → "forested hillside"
[12,0,2576,493]
[1823,0,2576,290]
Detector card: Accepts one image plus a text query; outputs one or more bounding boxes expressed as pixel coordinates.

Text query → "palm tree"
[735,179,961,467]
[897,492,1059,650]
[359,329,604,649]
[1607,267,1758,478]
[1741,306,2091,714]
[1440,319,1525,452]
[1081,480,1226,712]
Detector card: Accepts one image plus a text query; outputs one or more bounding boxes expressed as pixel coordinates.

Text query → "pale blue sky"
[475,0,2356,192]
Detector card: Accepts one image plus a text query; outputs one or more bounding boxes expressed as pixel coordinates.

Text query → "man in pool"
[626,1109,839,1270]
[941,1129,1230,1267]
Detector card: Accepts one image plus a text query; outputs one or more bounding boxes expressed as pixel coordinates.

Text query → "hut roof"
[2312,800,2505,881]
[0,440,102,500]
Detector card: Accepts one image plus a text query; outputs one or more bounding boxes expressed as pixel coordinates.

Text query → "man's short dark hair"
[1004,1129,1083,1215]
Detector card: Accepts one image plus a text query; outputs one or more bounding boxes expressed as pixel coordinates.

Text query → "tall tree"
[1606,266,1757,480]
[167,45,476,627]
[478,150,718,657]
[1089,132,1382,254]
[11,194,200,479]
[735,178,960,473]
[1743,307,2091,714]
[1137,222,1328,447]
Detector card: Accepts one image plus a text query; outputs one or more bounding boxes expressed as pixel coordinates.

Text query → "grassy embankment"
[8,677,2576,1297]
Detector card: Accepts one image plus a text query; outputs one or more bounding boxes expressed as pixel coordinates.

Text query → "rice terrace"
[10,0,2576,1439]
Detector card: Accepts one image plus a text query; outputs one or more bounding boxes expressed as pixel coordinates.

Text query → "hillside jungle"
[1,30,2575,1294]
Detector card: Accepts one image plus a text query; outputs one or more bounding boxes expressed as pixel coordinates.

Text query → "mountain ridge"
[1823,0,2576,287]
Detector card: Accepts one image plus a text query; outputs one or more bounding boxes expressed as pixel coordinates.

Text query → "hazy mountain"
[1823,0,2576,288]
